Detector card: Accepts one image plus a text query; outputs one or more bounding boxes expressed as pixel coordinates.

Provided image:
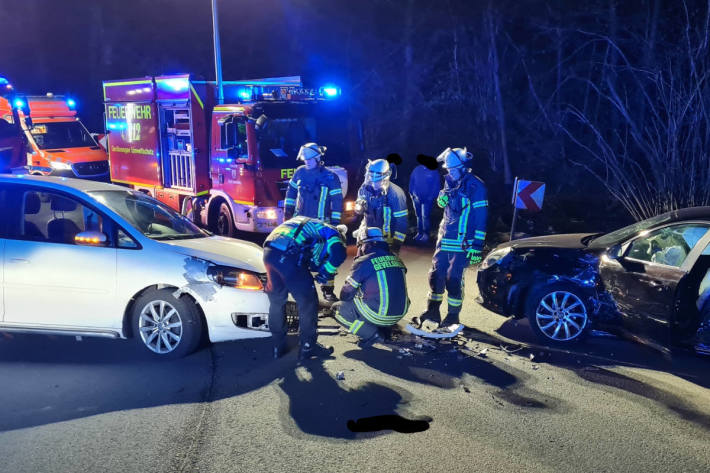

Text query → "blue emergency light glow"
[0,77,8,85]
[237,88,252,101]
[161,78,189,92]
[13,99,25,109]
[66,98,76,108]
[320,85,341,98]
[107,122,127,131]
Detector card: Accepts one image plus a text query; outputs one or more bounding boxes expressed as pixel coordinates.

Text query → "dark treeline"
[2,0,709,233]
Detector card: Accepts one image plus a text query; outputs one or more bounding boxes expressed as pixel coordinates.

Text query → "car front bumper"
[476,266,524,318]
[198,285,274,343]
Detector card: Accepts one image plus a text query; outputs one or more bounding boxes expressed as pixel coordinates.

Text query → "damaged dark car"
[477,207,710,356]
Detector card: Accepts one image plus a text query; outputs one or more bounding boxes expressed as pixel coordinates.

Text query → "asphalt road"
[1,245,709,473]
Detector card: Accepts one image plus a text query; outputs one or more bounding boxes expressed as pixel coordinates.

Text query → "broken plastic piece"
[336,371,345,380]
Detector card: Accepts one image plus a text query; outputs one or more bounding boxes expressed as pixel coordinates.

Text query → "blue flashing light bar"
[160,78,189,92]
[66,98,76,108]
[0,76,8,85]
[320,84,341,98]
[13,99,25,109]
[237,87,252,101]
[106,122,128,131]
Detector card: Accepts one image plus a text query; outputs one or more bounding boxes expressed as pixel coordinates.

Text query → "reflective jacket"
[284,165,343,223]
[357,182,408,244]
[264,217,346,281]
[340,245,410,326]
[436,172,488,252]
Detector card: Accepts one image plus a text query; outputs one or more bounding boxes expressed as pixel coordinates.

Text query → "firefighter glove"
[437,193,449,208]
[315,272,331,285]
[466,248,482,266]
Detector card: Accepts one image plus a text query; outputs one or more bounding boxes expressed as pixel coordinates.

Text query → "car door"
[2,186,119,329]
[599,223,710,346]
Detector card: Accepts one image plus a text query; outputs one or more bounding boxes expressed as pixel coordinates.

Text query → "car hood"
[44,146,107,163]
[162,236,266,273]
[497,233,597,250]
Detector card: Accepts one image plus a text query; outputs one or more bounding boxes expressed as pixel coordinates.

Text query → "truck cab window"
[219,115,248,160]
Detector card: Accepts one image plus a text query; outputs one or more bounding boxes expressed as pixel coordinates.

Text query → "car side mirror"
[74,230,108,247]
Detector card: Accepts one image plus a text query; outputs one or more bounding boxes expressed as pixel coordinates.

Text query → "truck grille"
[73,160,109,176]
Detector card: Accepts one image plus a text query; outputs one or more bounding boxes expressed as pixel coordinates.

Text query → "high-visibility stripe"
[345,276,360,288]
[351,320,364,334]
[475,230,486,239]
[447,297,463,307]
[383,206,392,237]
[335,312,350,328]
[331,211,342,220]
[318,186,328,220]
[393,209,408,217]
[289,180,299,189]
[324,261,338,274]
[428,292,444,302]
[190,84,204,109]
[394,231,406,242]
[105,79,152,87]
[472,200,488,208]
[440,246,465,253]
[233,199,255,206]
[329,188,342,196]
[458,197,471,236]
[284,198,296,206]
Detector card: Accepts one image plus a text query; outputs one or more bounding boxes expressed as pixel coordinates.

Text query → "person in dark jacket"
[264,217,347,360]
[284,142,344,302]
[354,159,408,254]
[413,147,487,332]
[409,154,440,243]
[332,227,410,347]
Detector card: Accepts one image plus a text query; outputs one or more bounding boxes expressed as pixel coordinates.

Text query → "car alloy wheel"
[138,300,183,354]
[535,291,588,342]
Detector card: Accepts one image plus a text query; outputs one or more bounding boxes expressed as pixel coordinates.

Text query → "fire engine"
[9,92,109,180]
[102,73,360,236]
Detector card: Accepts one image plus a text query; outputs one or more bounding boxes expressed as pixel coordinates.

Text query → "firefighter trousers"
[264,246,319,349]
[427,249,467,318]
[332,300,380,341]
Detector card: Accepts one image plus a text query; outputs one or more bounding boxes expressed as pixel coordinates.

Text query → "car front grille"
[73,160,109,176]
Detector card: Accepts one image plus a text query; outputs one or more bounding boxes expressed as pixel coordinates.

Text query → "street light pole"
[211,0,224,104]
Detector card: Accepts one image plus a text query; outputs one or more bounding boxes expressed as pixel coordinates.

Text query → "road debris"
[336,371,345,380]
[398,348,413,357]
[479,348,488,358]
[532,365,539,370]
[529,353,535,361]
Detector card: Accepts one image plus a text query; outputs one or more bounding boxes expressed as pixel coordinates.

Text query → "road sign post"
[510,177,545,240]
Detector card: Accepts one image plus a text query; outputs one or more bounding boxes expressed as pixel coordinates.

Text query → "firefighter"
[263,216,348,360]
[354,159,408,253]
[413,147,488,332]
[333,227,410,347]
[284,142,344,302]
[409,154,440,243]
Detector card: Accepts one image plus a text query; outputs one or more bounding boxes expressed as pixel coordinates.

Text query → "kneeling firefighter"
[354,159,409,253]
[332,227,410,347]
[414,147,488,332]
[264,216,348,360]
[284,142,344,302]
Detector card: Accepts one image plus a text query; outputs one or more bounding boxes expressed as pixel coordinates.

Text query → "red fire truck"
[1,77,26,172]
[102,73,360,235]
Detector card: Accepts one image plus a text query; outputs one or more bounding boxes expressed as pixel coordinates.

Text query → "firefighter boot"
[412,300,442,329]
[321,285,339,303]
[298,342,335,361]
[439,313,461,333]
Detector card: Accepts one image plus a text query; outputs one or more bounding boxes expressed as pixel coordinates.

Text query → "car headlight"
[480,247,512,270]
[50,160,72,170]
[256,208,278,220]
[207,265,264,291]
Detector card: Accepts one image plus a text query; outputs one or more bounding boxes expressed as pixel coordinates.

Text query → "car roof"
[658,206,710,223]
[0,174,127,193]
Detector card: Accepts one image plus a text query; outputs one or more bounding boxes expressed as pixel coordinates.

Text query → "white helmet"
[365,159,392,189]
[297,142,326,162]
[437,147,472,170]
[356,226,385,246]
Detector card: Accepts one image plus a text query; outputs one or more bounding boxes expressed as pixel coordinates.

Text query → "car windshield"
[30,121,97,149]
[589,212,675,248]
[88,190,207,240]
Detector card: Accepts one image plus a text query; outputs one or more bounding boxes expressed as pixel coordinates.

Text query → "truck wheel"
[525,283,590,345]
[131,288,203,359]
[214,202,235,237]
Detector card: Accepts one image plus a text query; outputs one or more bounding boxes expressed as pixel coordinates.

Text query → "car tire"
[131,288,203,359]
[215,202,235,238]
[525,282,591,345]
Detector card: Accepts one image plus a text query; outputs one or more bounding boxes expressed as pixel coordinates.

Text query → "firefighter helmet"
[437,147,472,170]
[297,142,327,162]
[365,159,392,187]
[356,227,385,246]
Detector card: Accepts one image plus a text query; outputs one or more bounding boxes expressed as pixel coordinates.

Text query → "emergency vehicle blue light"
[13,99,25,109]
[0,77,8,85]
[218,158,225,163]
[161,78,189,92]
[66,98,76,108]
[237,88,252,101]
[320,85,341,98]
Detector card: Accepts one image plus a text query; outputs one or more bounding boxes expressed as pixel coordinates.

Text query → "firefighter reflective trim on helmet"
[331,211,341,222]
[289,180,299,189]
[394,231,406,242]
[428,292,444,302]
[472,200,488,208]
[298,142,326,161]
[393,209,408,218]
[383,206,392,237]
[345,276,361,289]
[317,186,328,220]
[447,296,463,308]
[329,188,342,196]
